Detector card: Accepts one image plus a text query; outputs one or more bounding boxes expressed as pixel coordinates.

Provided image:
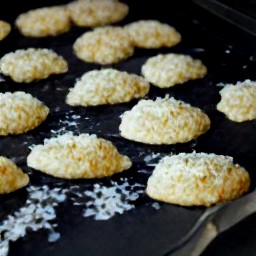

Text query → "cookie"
[73,26,134,64]
[67,0,128,27]
[0,20,11,41]
[27,133,132,179]
[15,6,71,37]
[119,96,210,144]
[0,156,29,194]
[0,92,49,135]
[124,20,181,48]
[66,68,149,106]
[146,152,250,206]
[217,80,256,122]
[0,48,68,83]
[141,53,207,88]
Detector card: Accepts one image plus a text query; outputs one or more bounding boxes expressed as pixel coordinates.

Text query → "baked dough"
[73,26,134,64]
[141,53,207,88]
[217,80,256,122]
[0,20,11,41]
[27,133,132,179]
[119,96,210,144]
[67,0,128,27]
[124,20,181,48]
[146,152,250,206]
[0,156,29,194]
[0,92,49,135]
[15,6,71,37]
[0,48,68,83]
[66,68,149,106]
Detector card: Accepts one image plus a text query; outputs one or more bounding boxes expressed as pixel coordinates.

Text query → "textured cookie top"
[0,156,29,194]
[146,152,250,206]
[124,20,181,48]
[67,0,128,27]
[0,91,49,136]
[0,20,11,41]
[73,26,134,64]
[119,96,210,144]
[27,133,132,179]
[66,68,150,106]
[217,80,256,122]
[0,48,68,83]
[15,6,71,37]
[142,53,207,88]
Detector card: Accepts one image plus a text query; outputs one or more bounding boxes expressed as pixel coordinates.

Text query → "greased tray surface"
[0,1,256,256]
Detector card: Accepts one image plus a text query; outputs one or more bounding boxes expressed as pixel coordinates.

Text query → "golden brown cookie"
[0,20,11,41]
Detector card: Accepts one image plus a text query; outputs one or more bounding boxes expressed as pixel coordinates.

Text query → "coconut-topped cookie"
[27,133,132,179]
[0,156,29,194]
[124,20,181,48]
[146,152,250,206]
[0,92,49,135]
[0,20,11,41]
[0,48,68,83]
[15,6,71,37]
[119,96,210,144]
[67,0,128,27]
[217,80,256,122]
[73,26,134,64]
[66,68,149,106]
[142,53,207,88]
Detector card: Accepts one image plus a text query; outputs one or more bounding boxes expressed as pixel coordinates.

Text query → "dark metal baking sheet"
[0,1,256,255]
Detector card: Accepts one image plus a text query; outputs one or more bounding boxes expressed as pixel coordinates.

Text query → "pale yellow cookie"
[67,0,128,27]
[0,20,11,41]
[124,20,181,48]
[217,80,256,122]
[15,6,71,37]
[0,156,29,194]
[141,53,207,88]
[66,68,149,106]
[27,133,132,179]
[119,96,210,144]
[0,92,49,136]
[0,48,68,83]
[73,26,134,64]
[146,152,250,207]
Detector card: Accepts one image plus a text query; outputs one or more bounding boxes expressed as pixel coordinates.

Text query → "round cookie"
[217,80,256,122]
[124,20,181,48]
[141,53,207,88]
[0,20,11,41]
[66,68,150,106]
[27,133,132,179]
[0,156,29,194]
[73,26,134,64]
[15,6,71,37]
[119,96,210,145]
[67,0,128,27]
[0,92,49,136]
[0,48,68,83]
[146,152,250,207]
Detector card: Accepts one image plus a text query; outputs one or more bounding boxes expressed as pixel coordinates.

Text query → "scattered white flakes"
[0,75,5,82]
[138,169,150,174]
[216,82,227,87]
[144,153,161,163]
[242,65,247,69]
[249,56,255,61]
[225,49,231,54]
[71,115,80,119]
[151,202,161,210]
[48,231,61,243]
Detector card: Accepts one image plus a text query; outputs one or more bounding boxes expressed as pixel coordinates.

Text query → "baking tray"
[0,1,256,255]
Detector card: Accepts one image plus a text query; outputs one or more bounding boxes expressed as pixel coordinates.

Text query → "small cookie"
[217,80,256,122]
[0,156,29,194]
[15,6,71,37]
[0,92,49,136]
[73,26,134,64]
[0,20,11,41]
[67,0,128,27]
[141,53,207,88]
[124,20,181,48]
[0,48,68,83]
[119,96,210,144]
[66,68,149,106]
[146,152,250,207]
[27,133,132,179]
